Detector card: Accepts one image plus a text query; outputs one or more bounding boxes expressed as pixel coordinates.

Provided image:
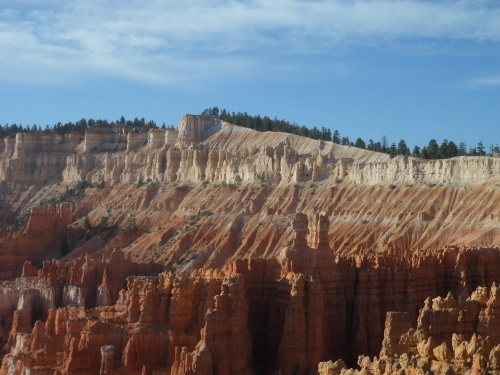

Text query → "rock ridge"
[0,115,499,374]
[1,213,500,373]
[1,116,499,188]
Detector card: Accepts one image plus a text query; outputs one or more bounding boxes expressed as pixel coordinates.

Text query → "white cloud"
[466,75,500,87]
[1,0,500,86]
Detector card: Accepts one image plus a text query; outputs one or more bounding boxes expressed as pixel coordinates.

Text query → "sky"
[1,0,499,150]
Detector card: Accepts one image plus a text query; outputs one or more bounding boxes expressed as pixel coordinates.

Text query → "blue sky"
[1,0,499,150]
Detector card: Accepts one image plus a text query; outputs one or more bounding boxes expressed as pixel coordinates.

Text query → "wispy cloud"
[1,0,500,86]
[466,75,500,87]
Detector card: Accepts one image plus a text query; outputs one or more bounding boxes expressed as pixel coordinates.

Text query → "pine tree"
[458,142,467,156]
[421,146,429,159]
[412,145,421,157]
[367,139,374,151]
[446,141,458,157]
[332,130,341,144]
[381,135,388,153]
[476,141,485,156]
[354,138,366,149]
[427,139,439,159]
[389,142,397,157]
[397,139,409,156]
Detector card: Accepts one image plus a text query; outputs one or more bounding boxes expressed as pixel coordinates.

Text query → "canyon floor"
[0,115,499,374]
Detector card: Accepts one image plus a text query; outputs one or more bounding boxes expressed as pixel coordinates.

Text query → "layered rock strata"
[329,284,500,374]
[0,249,162,354]
[1,213,500,374]
[1,116,498,189]
[0,116,498,271]
[56,116,500,187]
[0,203,73,279]
[0,116,499,374]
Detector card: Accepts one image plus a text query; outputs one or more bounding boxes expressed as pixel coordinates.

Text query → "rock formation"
[329,284,500,374]
[0,115,499,373]
[2,220,500,373]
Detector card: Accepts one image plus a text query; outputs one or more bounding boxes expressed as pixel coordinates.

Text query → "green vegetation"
[0,116,175,137]
[39,180,91,206]
[201,107,500,159]
[123,217,137,233]
[201,107,334,141]
[1,109,497,159]
[84,216,93,232]
[81,209,112,236]
[100,215,109,230]
[3,179,97,231]
[135,178,153,189]
[174,184,190,191]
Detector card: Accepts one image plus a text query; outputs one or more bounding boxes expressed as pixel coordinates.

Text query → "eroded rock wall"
[1,213,500,374]
[334,283,500,375]
[2,116,499,189]
[0,132,82,184]
[0,116,499,374]
[0,203,73,279]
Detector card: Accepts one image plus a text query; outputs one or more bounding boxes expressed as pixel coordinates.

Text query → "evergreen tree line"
[201,107,499,159]
[2,109,497,159]
[0,116,175,138]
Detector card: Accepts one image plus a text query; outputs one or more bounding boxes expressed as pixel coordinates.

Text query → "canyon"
[0,115,499,374]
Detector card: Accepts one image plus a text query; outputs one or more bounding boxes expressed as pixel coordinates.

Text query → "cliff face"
[3,116,498,189]
[0,132,83,184]
[1,215,500,374]
[0,115,499,374]
[1,116,498,265]
[56,116,500,187]
[331,283,500,375]
[0,254,499,375]
[0,203,73,279]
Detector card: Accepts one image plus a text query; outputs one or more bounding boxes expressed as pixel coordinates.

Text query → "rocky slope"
[0,115,499,374]
[323,283,500,375]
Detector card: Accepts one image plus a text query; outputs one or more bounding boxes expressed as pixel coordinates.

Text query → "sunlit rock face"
[0,115,499,374]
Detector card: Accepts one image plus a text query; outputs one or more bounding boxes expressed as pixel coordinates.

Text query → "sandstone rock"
[452,333,465,351]
[3,119,500,265]
[0,203,73,280]
[417,336,436,359]
[490,345,500,370]
[3,248,500,374]
[318,359,347,375]
[454,341,470,366]
[100,345,114,375]
[471,352,487,375]
[1,116,500,374]
[380,312,412,359]
[0,132,82,184]
[433,342,453,363]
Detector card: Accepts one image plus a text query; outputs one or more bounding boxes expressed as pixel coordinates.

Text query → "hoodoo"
[0,115,499,374]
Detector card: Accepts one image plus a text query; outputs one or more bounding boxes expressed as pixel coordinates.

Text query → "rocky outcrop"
[175,115,220,147]
[332,284,500,374]
[318,359,346,375]
[3,116,499,189]
[2,212,500,374]
[170,274,253,375]
[0,132,82,184]
[0,249,161,355]
[0,116,499,374]
[0,203,73,279]
[61,127,500,187]
[1,116,499,264]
